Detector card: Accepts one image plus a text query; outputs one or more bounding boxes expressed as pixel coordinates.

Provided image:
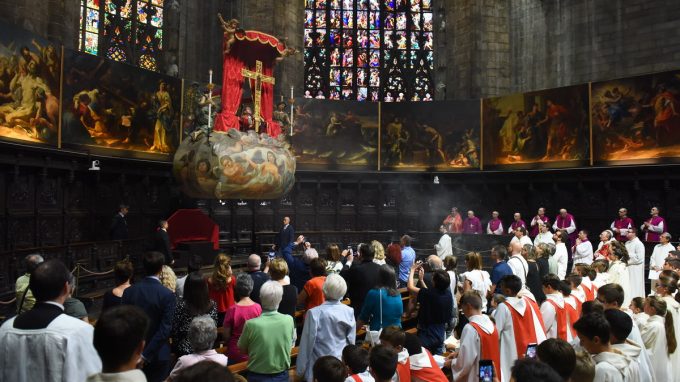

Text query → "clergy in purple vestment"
[640,206,666,242]
[529,207,550,238]
[463,210,483,234]
[552,208,577,244]
[508,212,527,234]
[610,208,634,242]
[486,211,504,235]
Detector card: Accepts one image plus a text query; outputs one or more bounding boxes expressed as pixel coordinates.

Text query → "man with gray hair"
[15,253,44,314]
[167,315,228,380]
[238,281,296,382]
[246,254,270,304]
[297,274,356,382]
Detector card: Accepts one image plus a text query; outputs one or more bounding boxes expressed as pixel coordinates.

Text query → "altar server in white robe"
[540,274,574,342]
[654,275,680,382]
[494,275,546,382]
[640,296,673,382]
[597,283,654,382]
[625,229,646,300]
[573,313,639,382]
[553,230,569,280]
[448,292,501,382]
[0,260,102,382]
[607,242,633,309]
[605,308,654,382]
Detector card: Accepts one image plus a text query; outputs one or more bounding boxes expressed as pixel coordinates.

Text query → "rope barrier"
[76,264,114,276]
[0,297,16,305]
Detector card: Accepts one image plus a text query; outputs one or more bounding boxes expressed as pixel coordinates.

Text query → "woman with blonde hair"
[268,257,297,317]
[371,240,387,265]
[160,265,177,292]
[523,244,545,303]
[207,253,236,324]
[641,296,675,382]
[459,252,491,313]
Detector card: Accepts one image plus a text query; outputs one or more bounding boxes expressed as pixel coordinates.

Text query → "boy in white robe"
[494,275,547,382]
[540,274,574,342]
[574,313,639,382]
[605,309,654,382]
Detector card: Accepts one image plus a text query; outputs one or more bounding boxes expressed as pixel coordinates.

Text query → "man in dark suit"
[110,204,129,240]
[246,254,270,304]
[122,251,176,382]
[275,216,295,252]
[153,220,173,265]
[340,242,382,318]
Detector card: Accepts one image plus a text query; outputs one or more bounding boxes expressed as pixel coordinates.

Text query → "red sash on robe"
[410,349,448,382]
[351,375,362,382]
[396,359,411,382]
[523,297,546,333]
[504,300,541,359]
[546,299,569,341]
[470,322,502,381]
[581,282,597,302]
[564,296,580,334]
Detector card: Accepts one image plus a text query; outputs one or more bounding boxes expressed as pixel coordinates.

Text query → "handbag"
[366,289,383,346]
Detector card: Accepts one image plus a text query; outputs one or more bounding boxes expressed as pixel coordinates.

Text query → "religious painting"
[61,49,182,160]
[291,98,379,170]
[592,70,680,164]
[173,129,296,200]
[380,100,480,171]
[482,84,590,169]
[0,22,61,146]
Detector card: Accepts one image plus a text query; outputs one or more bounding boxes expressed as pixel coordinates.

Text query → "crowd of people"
[2,208,680,382]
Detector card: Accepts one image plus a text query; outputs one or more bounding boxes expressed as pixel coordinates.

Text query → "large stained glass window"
[78,0,164,71]
[304,0,434,102]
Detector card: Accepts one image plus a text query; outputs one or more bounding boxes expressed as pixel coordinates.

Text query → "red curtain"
[214,43,245,131]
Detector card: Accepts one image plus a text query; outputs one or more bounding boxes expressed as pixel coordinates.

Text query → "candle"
[289,86,294,136]
[209,69,213,84]
[207,70,213,130]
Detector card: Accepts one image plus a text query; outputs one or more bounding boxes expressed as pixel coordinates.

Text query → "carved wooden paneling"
[7,175,34,213]
[8,215,35,249]
[37,215,63,246]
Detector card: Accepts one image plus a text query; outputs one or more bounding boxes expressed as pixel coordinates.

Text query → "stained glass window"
[78,0,164,71]
[304,0,434,102]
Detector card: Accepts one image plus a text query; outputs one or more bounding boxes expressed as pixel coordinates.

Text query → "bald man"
[246,254,270,304]
[507,241,528,286]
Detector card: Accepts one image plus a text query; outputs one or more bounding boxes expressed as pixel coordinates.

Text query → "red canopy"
[167,209,219,250]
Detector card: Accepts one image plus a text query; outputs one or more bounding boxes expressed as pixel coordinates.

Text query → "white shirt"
[507,254,528,285]
[460,270,491,313]
[345,371,374,382]
[434,233,452,259]
[87,370,147,382]
[554,243,568,280]
[649,243,674,279]
[534,232,555,246]
[626,237,646,300]
[451,314,497,382]
[0,313,102,382]
[573,241,594,265]
[509,235,533,247]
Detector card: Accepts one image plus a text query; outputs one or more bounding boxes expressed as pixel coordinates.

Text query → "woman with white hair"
[296,274,356,382]
[238,281,296,382]
[167,315,228,381]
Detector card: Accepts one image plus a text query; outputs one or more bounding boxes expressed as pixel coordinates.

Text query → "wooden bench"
[226,346,300,375]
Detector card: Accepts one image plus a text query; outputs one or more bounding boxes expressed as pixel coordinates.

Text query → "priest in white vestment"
[625,229,646,300]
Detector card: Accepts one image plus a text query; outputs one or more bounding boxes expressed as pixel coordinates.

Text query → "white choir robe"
[494,297,546,382]
[540,293,574,342]
[573,241,594,265]
[592,351,639,382]
[0,313,102,382]
[487,221,504,235]
[572,287,585,305]
[554,243,568,280]
[451,314,497,382]
[625,238,646,300]
[345,371,375,382]
[648,243,674,280]
[594,272,610,289]
[632,312,649,328]
[533,232,555,246]
[607,260,632,308]
[627,316,655,382]
[509,235,533,247]
[612,340,655,382]
[661,296,680,382]
[434,233,453,259]
[640,315,671,382]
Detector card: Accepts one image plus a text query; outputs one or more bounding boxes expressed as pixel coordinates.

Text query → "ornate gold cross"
[241,60,275,132]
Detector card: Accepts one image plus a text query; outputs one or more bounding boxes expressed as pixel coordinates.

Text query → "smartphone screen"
[525,343,537,358]
[478,360,494,382]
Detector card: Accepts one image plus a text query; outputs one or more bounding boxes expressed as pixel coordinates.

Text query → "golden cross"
[241,60,275,133]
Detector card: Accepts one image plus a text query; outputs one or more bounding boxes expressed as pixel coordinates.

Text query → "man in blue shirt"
[489,244,513,295]
[398,235,415,288]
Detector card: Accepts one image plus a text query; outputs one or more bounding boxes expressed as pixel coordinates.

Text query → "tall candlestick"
[207,69,213,130]
[289,86,294,136]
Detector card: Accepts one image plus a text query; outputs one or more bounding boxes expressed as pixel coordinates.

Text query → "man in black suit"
[122,251,176,382]
[275,216,295,252]
[153,220,173,265]
[110,204,129,240]
[340,242,382,318]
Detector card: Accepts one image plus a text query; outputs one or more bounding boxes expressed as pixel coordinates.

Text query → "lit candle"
[207,69,213,130]
[289,86,294,136]
[209,69,213,84]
